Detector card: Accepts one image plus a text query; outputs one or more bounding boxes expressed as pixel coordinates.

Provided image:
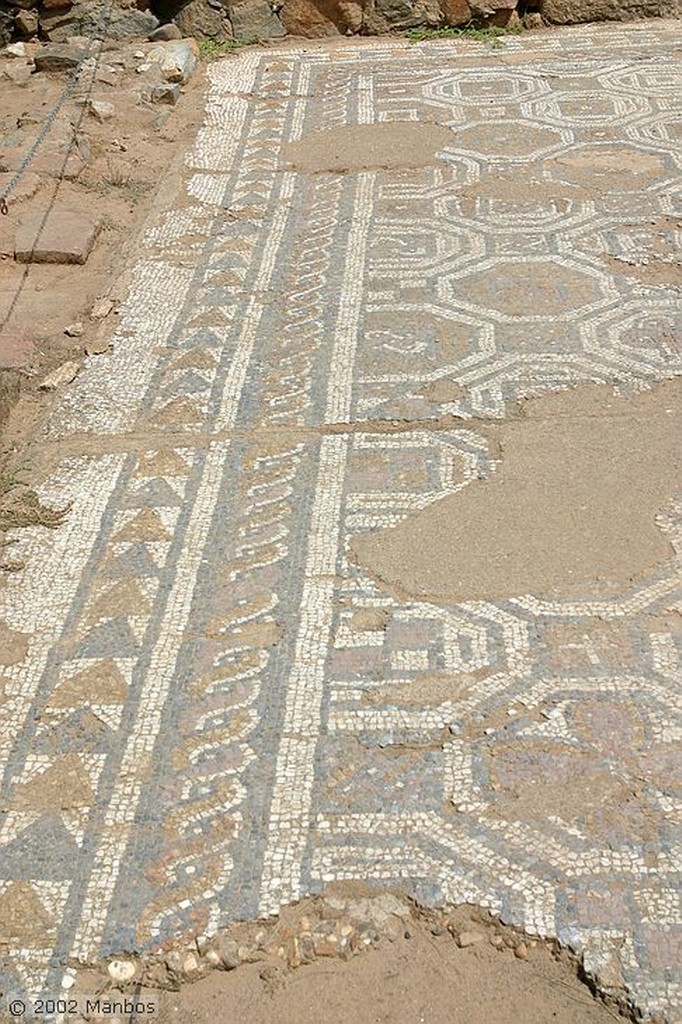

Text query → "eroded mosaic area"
[1,21,681,1022]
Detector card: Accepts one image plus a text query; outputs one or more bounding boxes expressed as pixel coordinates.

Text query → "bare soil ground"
[0,42,206,431]
[351,378,682,602]
[70,892,634,1024]
[0,41,207,550]
[156,924,629,1024]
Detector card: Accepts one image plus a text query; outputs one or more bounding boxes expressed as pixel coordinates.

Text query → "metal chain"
[0,0,114,214]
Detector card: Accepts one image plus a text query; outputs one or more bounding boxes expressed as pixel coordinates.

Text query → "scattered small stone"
[15,12,38,37]
[321,895,346,917]
[4,41,26,57]
[96,68,118,86]
[515,942,529,960]
[164,951,184,976]
[286,937,301,968]
[212,937,238,966]
[107,959,136,984]
[456,930,486,949]
[64,322,84,337]
[39,360,81,391]
[297,933,315,962]
[523,11,544,28]
[182,952,201,976]
[490,933,504,948]
[313,931,339,956]
[236,943,260,963]
[90,297,114,320]
[371,894,411,921]
[88,98,115,122]
[151,82,181,106]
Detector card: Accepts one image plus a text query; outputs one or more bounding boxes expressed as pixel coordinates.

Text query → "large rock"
[39,3,158,41]
[281,0,347,34]
[440,0,470,22]
[280,0,365,33]
[148,22,183,38]
[0,10,14,47]
[229,0,286,38]
[541,0,678,20]
[14,10,39,36]
[15,209,100,264]
[363,0,441,30]
[174,0,231,39]
[147,38,198,82]
[33,42,87,72]
[469,0,516,12]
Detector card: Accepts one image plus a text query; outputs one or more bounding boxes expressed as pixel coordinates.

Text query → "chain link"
[0,0,115,213]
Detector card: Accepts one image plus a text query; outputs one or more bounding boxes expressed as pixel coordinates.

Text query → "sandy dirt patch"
[351,378,682,602]
[281,122,454,172]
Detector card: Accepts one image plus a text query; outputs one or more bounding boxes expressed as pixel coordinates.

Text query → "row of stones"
[70,889,633,1021]
[2,0,679,51]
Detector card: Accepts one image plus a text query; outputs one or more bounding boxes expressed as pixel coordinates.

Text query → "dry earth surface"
[0,16,681,1024]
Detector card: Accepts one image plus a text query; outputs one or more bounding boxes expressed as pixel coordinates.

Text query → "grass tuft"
[197,37,260,61]
[405,23,523,44]
[0,456,71,534]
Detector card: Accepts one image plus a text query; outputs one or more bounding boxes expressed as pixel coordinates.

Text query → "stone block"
[540,0,678,21]
[14,11,39,36]
[281,0,344,36]
[469,0,517,13]
[151,82,181,104]
[175,0,231,39]
[148,23,183,40]
[230,0,286,38]
[440,0,472,24]
[14,209,99,264]
[39,4,158,42]
[147,39,199,83]
[33,42,86,72]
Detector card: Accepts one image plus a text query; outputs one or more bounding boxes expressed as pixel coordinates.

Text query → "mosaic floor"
[1,20,681,1022]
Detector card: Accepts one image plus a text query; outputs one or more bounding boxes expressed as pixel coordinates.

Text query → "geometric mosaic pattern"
[1,20,681,1022]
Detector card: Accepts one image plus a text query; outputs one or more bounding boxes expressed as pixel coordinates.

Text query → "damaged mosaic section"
[0,22,681,1024]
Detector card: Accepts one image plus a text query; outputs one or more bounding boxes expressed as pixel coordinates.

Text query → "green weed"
[405,23,523,45]
[197,36,259,61]
[0,456,70,534]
